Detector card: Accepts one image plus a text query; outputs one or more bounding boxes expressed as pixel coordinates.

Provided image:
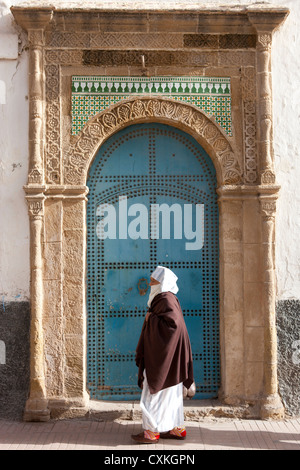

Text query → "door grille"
[87,123,220,400]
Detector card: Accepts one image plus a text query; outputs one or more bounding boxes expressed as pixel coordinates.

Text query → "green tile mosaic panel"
[72,76,232,136]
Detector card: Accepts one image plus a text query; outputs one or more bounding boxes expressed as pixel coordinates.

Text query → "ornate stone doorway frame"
[11,4,289,421]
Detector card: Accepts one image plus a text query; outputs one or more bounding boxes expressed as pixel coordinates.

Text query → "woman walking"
[132,266,194,444]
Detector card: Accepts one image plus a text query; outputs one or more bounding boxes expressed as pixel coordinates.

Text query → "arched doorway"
[12,3,288,421]
[86,123,219,401]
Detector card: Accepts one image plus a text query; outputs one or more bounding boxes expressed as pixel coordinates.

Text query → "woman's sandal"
[160,431,186,440]
[131,432,159,444]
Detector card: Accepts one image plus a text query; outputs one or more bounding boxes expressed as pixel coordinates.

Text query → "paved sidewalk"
[0,417,300,451]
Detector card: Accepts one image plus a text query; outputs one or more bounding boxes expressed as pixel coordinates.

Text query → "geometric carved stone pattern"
[183,34,256,49]
[45,32,257,50]
[243,101,257,184]
[45,32,184,49]
[82,50,220,67]
[241,66,257,184]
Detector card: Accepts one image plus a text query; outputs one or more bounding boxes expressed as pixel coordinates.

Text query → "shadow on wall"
[277,299,300,417]
[0,301,30,420]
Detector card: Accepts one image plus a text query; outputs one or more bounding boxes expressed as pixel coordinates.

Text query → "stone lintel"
[11,5,289,36]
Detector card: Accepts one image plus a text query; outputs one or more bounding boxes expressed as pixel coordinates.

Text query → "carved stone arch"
[63,97,241,186]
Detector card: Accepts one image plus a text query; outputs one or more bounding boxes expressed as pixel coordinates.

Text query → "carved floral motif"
[260,200,276,218]
[28,166,43,184]
[27,199,44,217]
[45,64,60,183]
[257,33,272,50]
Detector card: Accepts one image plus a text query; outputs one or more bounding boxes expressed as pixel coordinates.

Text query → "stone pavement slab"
[0,417,300,452]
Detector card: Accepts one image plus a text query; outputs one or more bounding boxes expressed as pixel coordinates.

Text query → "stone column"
[248,12,287,418]
[23,27,48,421]
[24,197,50,421]
[256,32,275,185]
[217,188,244,405]
[10,8,54,185]
[27,29,44,185]
[259,196,284,419]
[39,186,89,419]
[248,11,289,183]
[10,8,53,421]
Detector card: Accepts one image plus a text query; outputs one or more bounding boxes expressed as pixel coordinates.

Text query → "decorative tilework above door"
[72,76,232,136]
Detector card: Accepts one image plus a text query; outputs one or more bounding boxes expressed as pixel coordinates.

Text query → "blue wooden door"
[87,123,219,400]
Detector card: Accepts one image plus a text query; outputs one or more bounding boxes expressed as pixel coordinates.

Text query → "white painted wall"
[0,0,299,302]
[0,0,29,303]
[271,1,300,299]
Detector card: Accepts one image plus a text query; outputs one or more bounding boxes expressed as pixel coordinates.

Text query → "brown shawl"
[135,291,194,394]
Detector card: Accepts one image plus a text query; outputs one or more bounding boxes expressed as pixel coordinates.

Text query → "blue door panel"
[103,268,150,312]
[100,238,151,264]
[172,269,204,310]
[105,316,144,355]
[104,362,142,398]
[87,123,220,400]
[155,130,208,176]
[96,132,150,177]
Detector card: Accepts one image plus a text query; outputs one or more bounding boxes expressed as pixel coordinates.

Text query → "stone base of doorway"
[44,398,260,422]
[86,398,263,422]
[41,395,285,422]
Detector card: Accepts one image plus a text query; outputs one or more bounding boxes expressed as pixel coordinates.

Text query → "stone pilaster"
[11,7,53,421]
[24,195,50,422]
[248,11,287,184]
[259,195,284,419]
[256,32,275,185]
[11,8,53,185]
[27,29,44,185]
[248,9,287,417]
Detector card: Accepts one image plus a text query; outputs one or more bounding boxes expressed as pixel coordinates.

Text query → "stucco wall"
[0,0,29,304]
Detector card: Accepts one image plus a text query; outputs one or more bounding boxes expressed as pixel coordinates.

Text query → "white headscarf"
[147,266,179,307]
